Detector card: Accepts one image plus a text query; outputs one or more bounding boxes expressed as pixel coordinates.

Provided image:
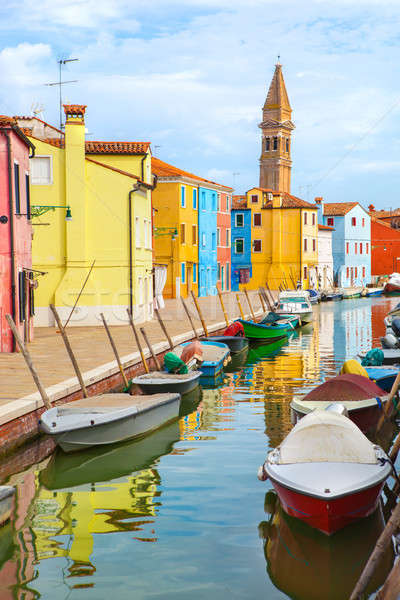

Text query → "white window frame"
[181,185,186,208]
[253,239,262,253]
[181,262,186,284]
[30,155,53,185]
[235,213,244,227]
[235,237,244,254]
[226,228,231,247]
[253,212,262,227]
[217,227,221,247]
[202,232,206,247]
[135,217,141,247]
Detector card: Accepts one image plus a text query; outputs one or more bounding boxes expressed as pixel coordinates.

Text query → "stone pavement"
[0,290,269,404]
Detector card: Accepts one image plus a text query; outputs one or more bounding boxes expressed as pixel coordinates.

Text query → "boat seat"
[56,394,174,416]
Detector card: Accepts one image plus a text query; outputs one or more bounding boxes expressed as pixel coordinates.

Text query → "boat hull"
[236,318,295,341]
[275,310,313,324]
[290,400,388,433]
[175,341,230,379]
[200,335,249,354]
[384,283,400,295]
[132,372,201,396]
[269,479,385,535]
[366,289,383,297]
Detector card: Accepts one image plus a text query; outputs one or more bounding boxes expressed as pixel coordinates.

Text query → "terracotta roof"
[86,141,150,155]
[0,115,35,150]
[248,188,316,209]
[323,202,358,216]
[372,209,400,219]
[15,115,63,135]
[0,115,16,126]
[232,195,247,209]
[152,157,233,191]
[318,224,334,231]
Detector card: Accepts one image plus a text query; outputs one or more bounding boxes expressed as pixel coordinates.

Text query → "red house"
[369,205,400,276]
[217,191,232,291]
[0,116,35,352]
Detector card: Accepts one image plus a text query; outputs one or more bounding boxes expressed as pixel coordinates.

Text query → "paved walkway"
[0,290,268,404]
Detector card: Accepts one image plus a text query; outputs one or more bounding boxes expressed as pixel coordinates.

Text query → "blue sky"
[1,0,400,207]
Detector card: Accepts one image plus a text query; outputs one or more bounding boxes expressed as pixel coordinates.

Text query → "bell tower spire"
[259,62,295,193]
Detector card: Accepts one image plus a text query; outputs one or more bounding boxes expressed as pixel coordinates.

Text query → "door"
[187,265,192,295]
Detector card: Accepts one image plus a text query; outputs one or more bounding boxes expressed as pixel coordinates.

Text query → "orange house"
[369,205,400,276]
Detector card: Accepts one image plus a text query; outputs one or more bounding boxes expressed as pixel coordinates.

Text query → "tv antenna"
[30,102,45,120]
[44,58,79,131]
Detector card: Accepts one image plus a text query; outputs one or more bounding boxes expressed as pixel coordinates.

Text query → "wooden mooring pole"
[50,304,88,398]
[376,370,400,433]
[100,313,130,389]
[127,309,150,374]
[260,287,272,312]
[190,291,209,337]
[181,297,199,340]
[258,291,266,313]
[140,327,161,371]
[244,289,256,321]
[236,293,245,320]
[5,314,52,410]
[154,308,174,350]
[216,284,229,328]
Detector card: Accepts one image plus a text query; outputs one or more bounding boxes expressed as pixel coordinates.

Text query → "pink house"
[0,116,35,352]
[217,191,232,291]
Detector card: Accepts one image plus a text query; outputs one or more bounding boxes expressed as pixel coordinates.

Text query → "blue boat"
[366,288,384,297]
[174,341,230,380]
[365,366,398,392]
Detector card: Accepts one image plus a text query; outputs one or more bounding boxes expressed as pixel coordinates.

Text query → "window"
[253,213,261,227]
[192,225,197,245]
[18,271,26,322]
[217,228,220,247]
[253,239,262,252]
[144,219,149,248]
[148,221,152,249]
[180,223,186,244]
[14,163,20,214]
[212,232,216,250]
[304,212,308,225]
[235,238,244,254]
[273,137,278,150]
[202,233,206,247]
[212,194,217,211]
[235,213,244,227]
[265,137,270,151]
[304,238,307,252]
[221,265,225,290]
[351,217,356,226]
[312,213,316,226]
[193,189,197,209]
[135,217,140,247]
[25,174,31,220]
[347,267,350,279]
[226,263,230,290]
[201,191,206,209]
[327,217,334,226]
[355,267,358,278]
[360,243,363,254]
[226,228,231,247]
[362,266,366,278]
[303,266,307,280]
[285,138,289,152]
[181,186,186,208]
[181,262,186,283]
[355,243,357,254]
[251,195,258,203]
[346,242,349,254]
[226,195,230,211]
[217,193,221,211]
[30,156,52,185]
[366,243,369,254]
[218,263,221,280]
[362,218,365,227]
[193,263,197,283]
[312,238,316,252]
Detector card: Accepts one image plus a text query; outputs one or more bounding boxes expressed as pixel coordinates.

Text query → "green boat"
[236,317,299,341]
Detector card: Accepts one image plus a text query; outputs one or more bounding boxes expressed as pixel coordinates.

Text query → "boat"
[322,291,343,301]
[290,374,389,432]
[246,337,289,363]
[274,290,313,323]
[384,273,400,295]
[39,393,181,453]
[365,366,399,392]
[40,419,181,490]
[258,409,392,535]
[342,288,362,299]
[200,335,249,354]
[366,287,384,297]
[259,494,394,600]
[359,348,400,366]
[236,316,299,341]
[173,340,230,379]
[131,371,201,396]
[0,487,15,526]
[307,289,321,304]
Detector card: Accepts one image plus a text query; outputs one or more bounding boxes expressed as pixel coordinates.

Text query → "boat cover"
[304,374,385,403]
[339,359,368,378]
[361,348,384,366]
[278,411,377,464]
[224,322,245,336]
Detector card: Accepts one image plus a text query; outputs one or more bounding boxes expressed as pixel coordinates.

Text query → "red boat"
[384,273,400,295]
[258,409,392,535]
[290,374,388,433]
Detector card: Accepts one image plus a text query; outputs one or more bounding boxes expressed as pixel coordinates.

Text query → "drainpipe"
[2,131,16,351]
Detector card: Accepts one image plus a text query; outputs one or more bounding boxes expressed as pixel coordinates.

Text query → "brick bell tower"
[259,62,295,193]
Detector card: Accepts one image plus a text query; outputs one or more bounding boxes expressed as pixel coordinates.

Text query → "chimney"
[368,204,375,212]
[314,196,324,222]
[272,192,282,208]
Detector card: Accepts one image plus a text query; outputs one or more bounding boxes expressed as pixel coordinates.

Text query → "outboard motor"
[381,333,400,349]
[391,318,400,339]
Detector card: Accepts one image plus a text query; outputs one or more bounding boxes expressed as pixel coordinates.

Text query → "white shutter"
[30,156,52,184]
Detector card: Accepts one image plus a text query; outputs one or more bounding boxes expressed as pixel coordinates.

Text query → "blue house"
[198,186,218,296]
[231,197,252,291]
[317,199,371,287]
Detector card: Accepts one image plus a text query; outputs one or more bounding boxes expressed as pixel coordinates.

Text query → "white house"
[317,224,334,289]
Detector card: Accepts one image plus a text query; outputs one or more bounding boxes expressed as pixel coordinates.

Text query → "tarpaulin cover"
[361,348,384,366]
[304,374,385,403]
[181,340,203,363]
[278,410,377,464]
[224,322,245,337]
[163,352,188,374]
[339,359,369,378]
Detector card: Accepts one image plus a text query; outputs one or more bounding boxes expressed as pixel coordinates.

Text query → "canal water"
[2,297,400,599]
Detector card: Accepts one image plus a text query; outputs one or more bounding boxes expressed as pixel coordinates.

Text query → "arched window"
[273,137,278,150]
[286,138,289,152]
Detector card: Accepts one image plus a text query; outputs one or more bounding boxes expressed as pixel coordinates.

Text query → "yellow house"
[16,106,154,326]
[245,187,318,290]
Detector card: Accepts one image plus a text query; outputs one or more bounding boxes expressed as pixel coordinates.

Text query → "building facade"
[317,224,334,289]
[0,116,35,352]
[18,106,154,326]
[320,200,371,287]
[216,191,231,292]
[231,196,252,291]
[369,206,400,276]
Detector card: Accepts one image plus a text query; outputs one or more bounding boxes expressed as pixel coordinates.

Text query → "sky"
[1,0,400,207]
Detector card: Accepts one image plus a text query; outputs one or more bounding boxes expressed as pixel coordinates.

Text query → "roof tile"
[323,202,358,216]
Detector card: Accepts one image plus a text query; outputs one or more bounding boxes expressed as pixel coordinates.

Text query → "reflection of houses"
[333,303,372,359]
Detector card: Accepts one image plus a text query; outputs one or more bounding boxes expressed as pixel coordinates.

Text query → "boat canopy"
[278,411,378,464]
[304,373,385,402]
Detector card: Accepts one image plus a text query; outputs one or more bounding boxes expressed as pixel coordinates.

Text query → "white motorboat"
[39,393,181,453]
[274,290,313,324]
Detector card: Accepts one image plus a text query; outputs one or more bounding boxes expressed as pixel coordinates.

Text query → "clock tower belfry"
[259,63,295,193]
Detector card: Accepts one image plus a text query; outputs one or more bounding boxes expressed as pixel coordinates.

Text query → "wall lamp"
[31,205,72,221]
